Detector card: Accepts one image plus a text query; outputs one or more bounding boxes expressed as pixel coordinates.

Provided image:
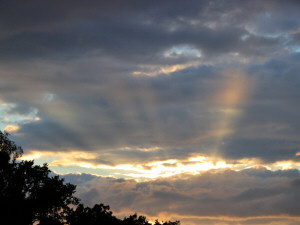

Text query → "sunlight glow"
[272,160,296,170]
[135,146,161,152]
[150,213,300,225]
[21,152,43,161]
[276,162,293,170]
[208,70,254,158]
[22,150,233,179]
[21,149,300,180]
[4,124,20,133]
[132,61,200,76]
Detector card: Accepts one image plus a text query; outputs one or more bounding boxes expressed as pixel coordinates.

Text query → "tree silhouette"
[0,131,79,225]
[154,220,180,225]
[0,131,180,225]
[122,214,152,225]
[67,203,121,225]
[0,130,23,161]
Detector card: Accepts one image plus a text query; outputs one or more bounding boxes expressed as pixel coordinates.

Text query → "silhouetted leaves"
[67,203,121,225]
[0,131,23,161]
[0,131,78,225]
[123,214,151,225]
[154,220,180,225]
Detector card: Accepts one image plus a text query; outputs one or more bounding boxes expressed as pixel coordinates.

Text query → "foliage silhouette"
[122,214,151,225]
[0,130,23,161]
[0,132,79,225]
[154,220,180,225]
[67,203,121,225]
[0,131,180,225]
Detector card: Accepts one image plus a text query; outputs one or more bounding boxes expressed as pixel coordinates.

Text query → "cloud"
[1,1,300,223]
[62,168,300,224]
[0,51,299,165]
[4,124,20,133]
[0,0,296,62]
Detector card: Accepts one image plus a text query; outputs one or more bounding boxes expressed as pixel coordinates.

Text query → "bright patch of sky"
[163,45,201,58]
[291,45,300,52]
[20,150,300,181]
[0,102,40,131]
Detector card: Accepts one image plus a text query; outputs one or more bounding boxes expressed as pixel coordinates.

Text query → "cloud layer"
[1,1,300,223]
[63,168,300,225]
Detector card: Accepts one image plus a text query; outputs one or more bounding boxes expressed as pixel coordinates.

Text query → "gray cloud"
[0,0,300,178]
[0,0,296,62]
[62,168,300,224]
[0,51,299,164]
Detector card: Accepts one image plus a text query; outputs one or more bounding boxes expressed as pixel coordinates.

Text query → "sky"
[1,0,300,224]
